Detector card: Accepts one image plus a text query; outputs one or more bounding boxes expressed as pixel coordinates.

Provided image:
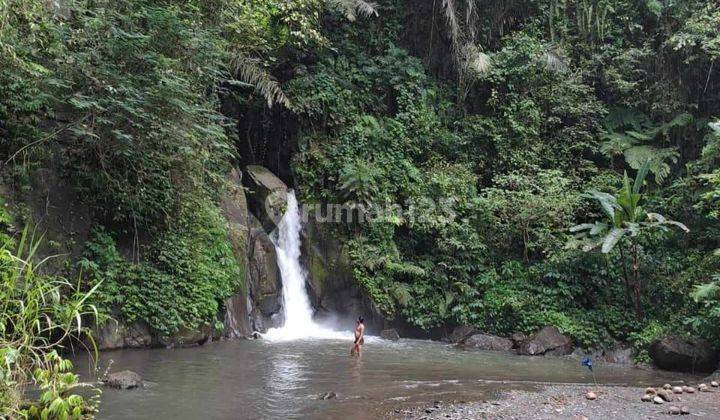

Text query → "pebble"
[672,386,683,394]
[653,396,664,404]
[681,406,690,415]
[711,381,719,387]
[640,394,653,402]
[656,390,673,402]
[645,387,656,395]
[663,384,672,390]
[682,386,695,394]
[669,406,681,415]
[585,391,597,400]
[698,383,708,392]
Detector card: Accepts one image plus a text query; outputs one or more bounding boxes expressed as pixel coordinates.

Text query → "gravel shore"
[390,384,720,419]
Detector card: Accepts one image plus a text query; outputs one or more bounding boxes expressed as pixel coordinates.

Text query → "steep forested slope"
[2,0,720,387]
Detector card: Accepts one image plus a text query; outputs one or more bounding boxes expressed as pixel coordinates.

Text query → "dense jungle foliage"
[2,0,720,413]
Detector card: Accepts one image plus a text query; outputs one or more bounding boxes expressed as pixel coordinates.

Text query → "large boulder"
[649,335,718,373]
[517,326,573,356]
[104,370,142,390]
[448,326,479,343]
[220,169,253,338]
[247,227,283,332]
[159,325,211,348]
[243,165,288,232]
[93,319,152,350]
[381,329,400,341]
[459,333,514,351]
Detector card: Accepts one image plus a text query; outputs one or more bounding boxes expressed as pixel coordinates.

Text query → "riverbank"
[392,384,720,419]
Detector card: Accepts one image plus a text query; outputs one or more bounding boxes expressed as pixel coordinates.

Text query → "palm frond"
[327,0,378,21]
[232,55,290,108]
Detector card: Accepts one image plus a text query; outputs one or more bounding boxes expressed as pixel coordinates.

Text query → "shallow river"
[75,337,694,419]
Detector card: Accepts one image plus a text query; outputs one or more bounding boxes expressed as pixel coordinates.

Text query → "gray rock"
[680,406,690,415]
[93,319,152,350]
[649,335,718,373]
[247,228,283,332]
[159,325,211,348]
[516,326,572,356]
[510,332,528,347]
[243,165,288,232]
[641,394,653,402]
[672,386,683,394]
[653,396,664,404]
[104,370,142,390]
[669,406,681,415]
[381,329,400,341]
[448,326,479,343]
[460,333,514,351]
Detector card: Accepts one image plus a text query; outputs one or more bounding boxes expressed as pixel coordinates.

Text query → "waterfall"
[264,191,349,341]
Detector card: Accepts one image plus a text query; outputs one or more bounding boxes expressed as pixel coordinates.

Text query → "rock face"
[300,218,383,332]
[516,326,573,356]
[648,335,718,372]
[381,329,400,341]
[243,165,288,232]
[93,319,152,350]
[104,370,142,389]
[247,227,283,332]
[220,169,253,338]
[459,333,514,351]
[448,326,479,343]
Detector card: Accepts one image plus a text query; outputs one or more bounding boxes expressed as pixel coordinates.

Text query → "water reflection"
[264,352,307,418]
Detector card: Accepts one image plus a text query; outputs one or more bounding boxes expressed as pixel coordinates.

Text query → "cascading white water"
[264,191,349,341]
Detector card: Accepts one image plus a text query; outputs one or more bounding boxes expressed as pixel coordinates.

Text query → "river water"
[77,192,697,419]
[76,338,693,420]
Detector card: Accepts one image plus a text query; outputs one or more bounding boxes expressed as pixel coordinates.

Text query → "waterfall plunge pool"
[74,337,696,419]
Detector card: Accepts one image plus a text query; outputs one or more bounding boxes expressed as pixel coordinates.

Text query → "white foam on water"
[264,191,351,342]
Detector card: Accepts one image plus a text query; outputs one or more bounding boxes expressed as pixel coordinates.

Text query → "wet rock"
[448,326,478,343]
[381,329,400,341]
[585,391,597,400]
[460,334,513,351]
[104,370,142,390]
[653,396,664,404]
[516,326,572,356]
[318,392,337,400]
[672,386,683,394]
[648,335,718,373]
[680,406,690,415]
[682,386,695,393]
[641,394,653,402]
[669,406,681,415]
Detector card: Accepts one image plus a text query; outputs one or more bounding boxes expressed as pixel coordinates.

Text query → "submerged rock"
[516,326,572,356]
[318,392,337,400]
[104,370,142,390]
[460,333,513,351]
[648,335,718,372]
[380,329,400,341]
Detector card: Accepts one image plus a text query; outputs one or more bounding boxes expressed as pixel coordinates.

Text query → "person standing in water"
[350,316,365,357]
